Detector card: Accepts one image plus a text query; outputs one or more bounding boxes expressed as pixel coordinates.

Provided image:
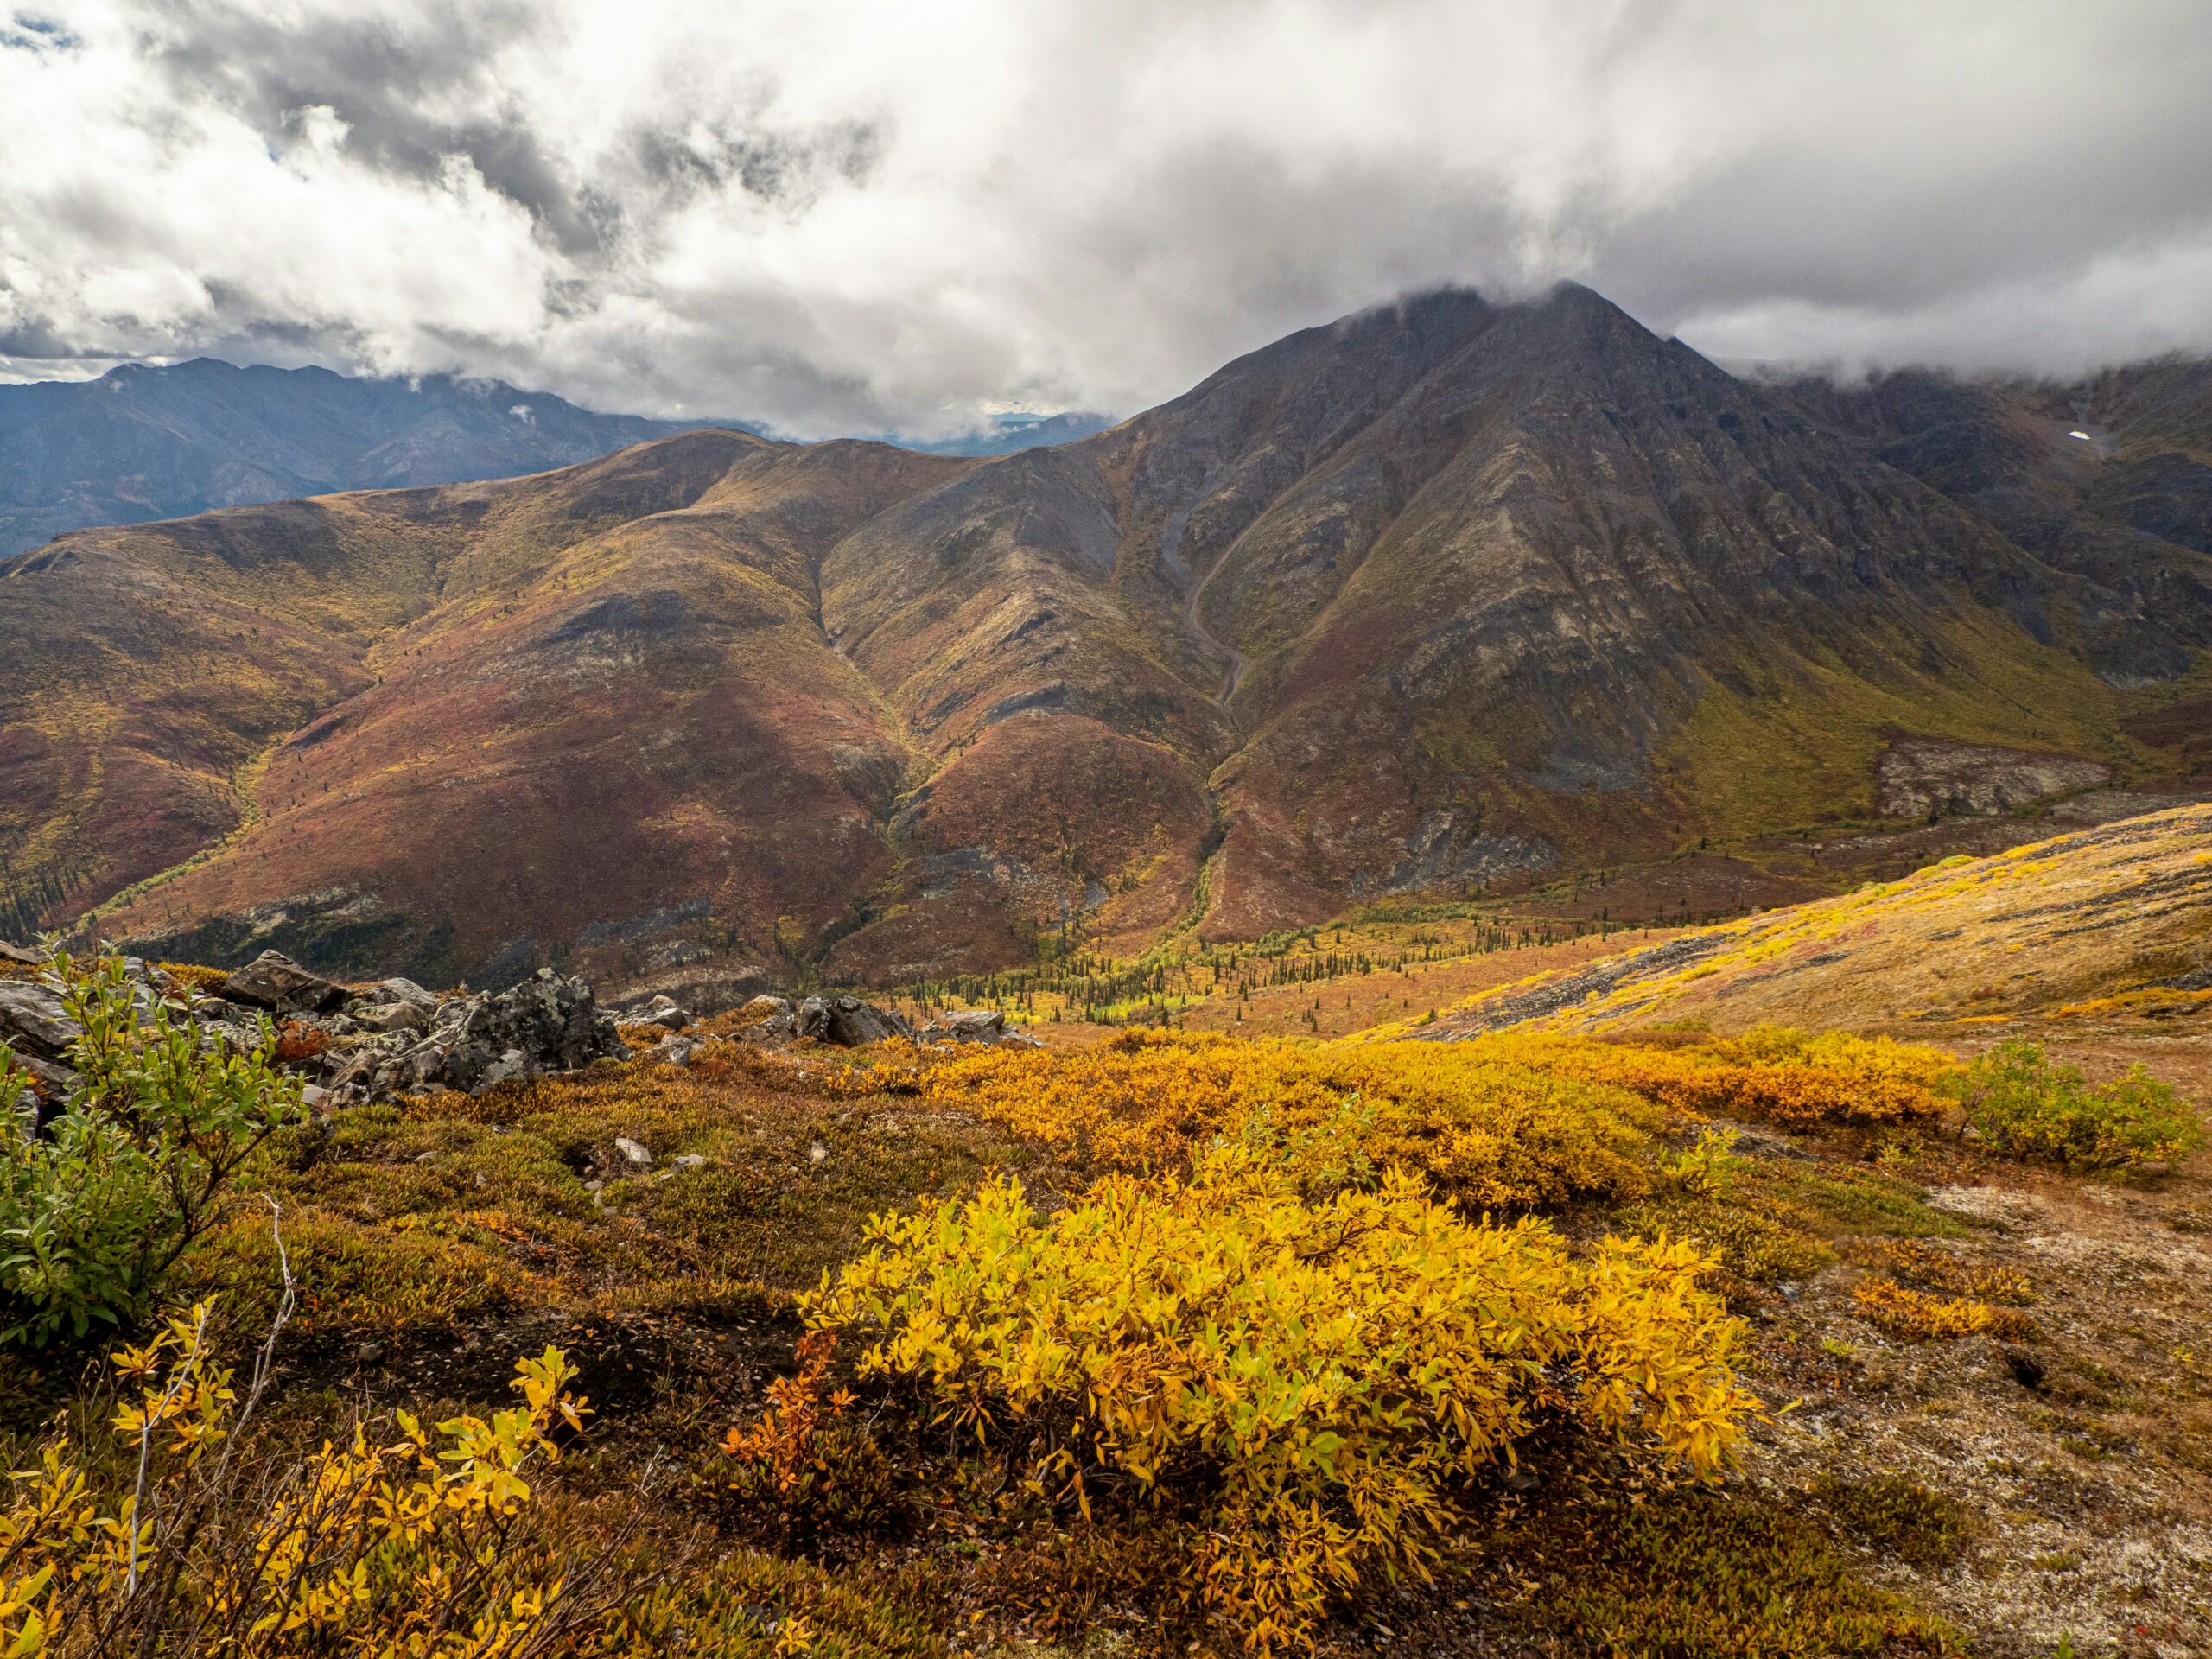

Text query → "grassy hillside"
[1420,804,2212,1039]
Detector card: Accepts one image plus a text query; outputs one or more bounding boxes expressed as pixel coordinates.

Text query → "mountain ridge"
[0,358,1116,557]
[4,283,2207,991]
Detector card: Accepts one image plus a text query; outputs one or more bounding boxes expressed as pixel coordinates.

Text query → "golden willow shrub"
[1468,1027,1956,1129]
[805,1133,1757,1650]
[918,1031,1662,1207]
[1852,1278,2037,1343]
[0,1306,603,1656]
[3,1307,947,1658]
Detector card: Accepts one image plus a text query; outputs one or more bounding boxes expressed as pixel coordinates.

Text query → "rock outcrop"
[4,944,1033,1111]
[916,1007,1041,1047]
[1876,739,2110,819]
[796,995,915,1047]
[340,967,623,1100]
[226,949,349,1014]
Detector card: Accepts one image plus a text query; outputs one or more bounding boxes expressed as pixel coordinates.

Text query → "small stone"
[370,976,439,1007]
[673,1153,706,1169]
[353,1000,432,1033]
[809,1141,828,1165]
[614,1135,653,1167]
[300,1083,332,1111]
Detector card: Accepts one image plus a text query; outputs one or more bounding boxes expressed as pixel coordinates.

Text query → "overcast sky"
[3,1,2210,438]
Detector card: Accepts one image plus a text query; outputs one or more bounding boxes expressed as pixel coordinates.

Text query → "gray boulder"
[922,1008,1007,1044]
[0,941,42,966]
[795,994,914,1047]
[436,969,621,1094]
[622,995,692,1031]
[0,980,79,1059]
[352,1000,433,1034]
[226,950,347,1014]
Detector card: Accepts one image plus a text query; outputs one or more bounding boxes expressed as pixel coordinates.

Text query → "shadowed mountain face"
[4,286,2206,989]
[0,359,751,557]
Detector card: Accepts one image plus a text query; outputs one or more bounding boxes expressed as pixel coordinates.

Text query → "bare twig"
[126,1303,210,1596]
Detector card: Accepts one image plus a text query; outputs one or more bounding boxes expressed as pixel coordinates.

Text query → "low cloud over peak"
[4,1,2209,434]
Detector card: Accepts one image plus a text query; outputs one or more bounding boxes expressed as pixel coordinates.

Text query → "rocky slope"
[4,286,2207,990]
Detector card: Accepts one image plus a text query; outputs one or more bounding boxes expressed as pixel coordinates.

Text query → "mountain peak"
[3,286,2204,991]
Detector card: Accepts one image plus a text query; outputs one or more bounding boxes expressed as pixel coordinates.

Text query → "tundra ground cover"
[3,953,2209,1654]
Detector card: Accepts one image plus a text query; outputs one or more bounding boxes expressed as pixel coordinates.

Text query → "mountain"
[0,358,749,556]
[0,359,1111,556]
[3,284,2207,991]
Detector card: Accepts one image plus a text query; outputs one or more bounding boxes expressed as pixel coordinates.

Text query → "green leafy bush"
[0,953,303,1344]
[1946,1041,2202,1172]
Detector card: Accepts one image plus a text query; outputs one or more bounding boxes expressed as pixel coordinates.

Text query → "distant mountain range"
[0,359,1107,556]
[2,284,2205,990]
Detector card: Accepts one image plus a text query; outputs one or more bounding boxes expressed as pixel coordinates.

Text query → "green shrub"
[0,953,302,1344]
[1947,1042,2202,1172]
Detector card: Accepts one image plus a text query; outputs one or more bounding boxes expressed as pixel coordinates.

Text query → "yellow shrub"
[920,1030,1662,1208]
[806,1137,1756,1649]
[0,1306,594,1657]
[2,1311,949,1659]
[1878,1239,2033,1306]
[1853,1278,2037,1342]
[1463,1027,1955,1128]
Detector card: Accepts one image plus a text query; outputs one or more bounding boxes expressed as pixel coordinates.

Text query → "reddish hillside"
[4,286,2208,990]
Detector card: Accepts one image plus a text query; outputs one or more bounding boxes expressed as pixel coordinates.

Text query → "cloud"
[3,0,2209,434]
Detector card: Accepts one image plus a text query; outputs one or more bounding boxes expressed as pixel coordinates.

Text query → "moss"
[156,960,233,996]
[207,1056,1041,1345]
[191,1205,523,1336]
[1812,1471,1978,1569]
[1751,1160,1967,1239]
[1488,1483,1956,1656]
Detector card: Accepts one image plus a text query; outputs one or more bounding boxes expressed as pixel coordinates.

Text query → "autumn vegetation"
[1,948,2204,1654]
